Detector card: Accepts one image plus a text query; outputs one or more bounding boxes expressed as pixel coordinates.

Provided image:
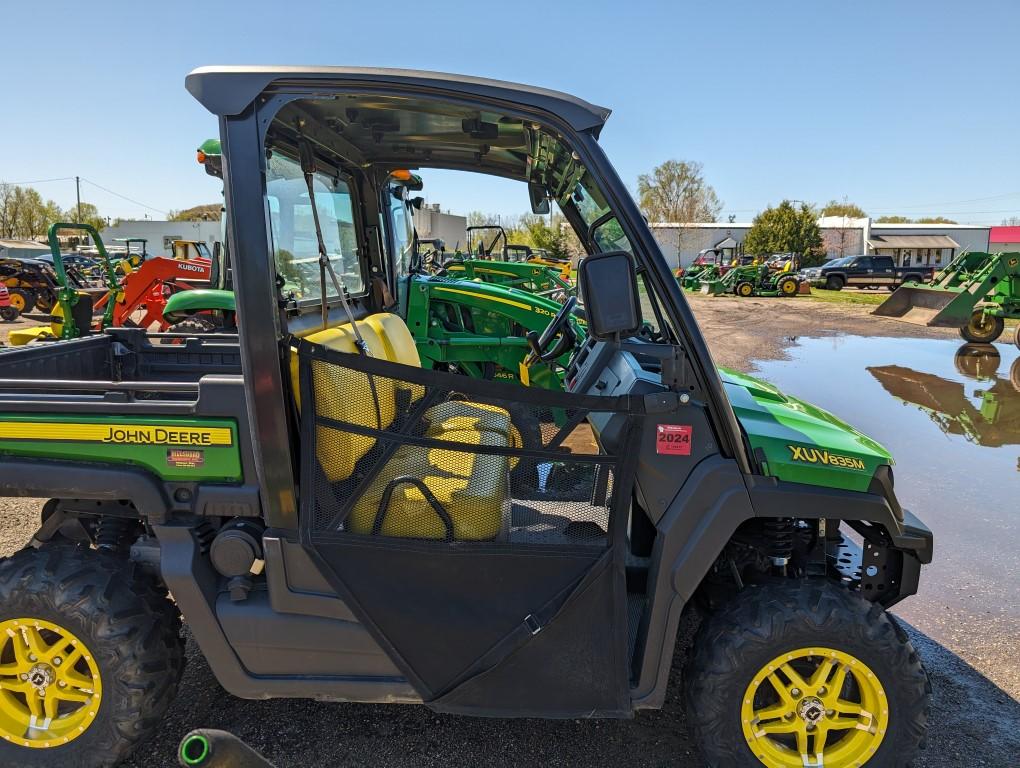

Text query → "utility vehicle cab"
[0,67,931,768]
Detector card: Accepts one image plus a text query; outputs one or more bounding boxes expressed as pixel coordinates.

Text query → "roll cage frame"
[188,67,751,530]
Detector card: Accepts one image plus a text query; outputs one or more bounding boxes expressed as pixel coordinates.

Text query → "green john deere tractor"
[874,250,1020,348]
[701,263,801,297]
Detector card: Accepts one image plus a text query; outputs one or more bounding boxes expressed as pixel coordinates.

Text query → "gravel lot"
[1,294,1017,766]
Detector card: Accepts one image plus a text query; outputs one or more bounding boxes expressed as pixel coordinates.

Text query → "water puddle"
[752,336,1019,652]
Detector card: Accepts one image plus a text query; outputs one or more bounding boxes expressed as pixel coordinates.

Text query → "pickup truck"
[800,254,934,290]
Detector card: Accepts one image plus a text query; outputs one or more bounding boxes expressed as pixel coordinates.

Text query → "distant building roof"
[868,235,960,250]
[990,226,1020,243]
[0,239,48,250]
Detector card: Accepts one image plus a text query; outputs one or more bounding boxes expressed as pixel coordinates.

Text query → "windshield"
[826,256,854,267]
[265,151,366,302]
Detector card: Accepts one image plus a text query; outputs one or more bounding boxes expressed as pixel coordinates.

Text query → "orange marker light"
[197,150,207,164]
[389,169,412,181]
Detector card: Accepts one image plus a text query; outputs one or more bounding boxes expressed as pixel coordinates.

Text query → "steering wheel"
[525,296,579,366]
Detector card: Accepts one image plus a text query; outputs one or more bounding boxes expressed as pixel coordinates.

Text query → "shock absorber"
[762,518,795,568]
[95,516,135,551]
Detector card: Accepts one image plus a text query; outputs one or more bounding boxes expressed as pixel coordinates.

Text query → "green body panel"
[874,251,1020,327]
[406,275,580,390]
[163,289,237,321]
[0,414,242,482]
[443,259,573,298]
[719,367,891,491]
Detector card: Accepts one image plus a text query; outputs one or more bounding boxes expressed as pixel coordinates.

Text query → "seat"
[293,313,513,541]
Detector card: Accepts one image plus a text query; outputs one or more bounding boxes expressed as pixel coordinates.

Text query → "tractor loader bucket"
[700,279,726,296]
[873,284,979,327]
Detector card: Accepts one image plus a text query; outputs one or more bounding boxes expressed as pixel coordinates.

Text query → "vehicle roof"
[185,66,611,134]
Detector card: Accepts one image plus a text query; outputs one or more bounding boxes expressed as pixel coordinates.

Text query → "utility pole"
[75,176,82,223]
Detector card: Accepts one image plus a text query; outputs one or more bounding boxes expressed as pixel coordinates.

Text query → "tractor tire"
[684,580,929,768]
[0,306,19,323]
[0,545,185,768]
[735,281,755,298]
[954,344,1000,379]
[959,311,1004,344]
[778,277,799,297]
[825,275,844,291]
[33,291,56,313]
[167,315,220,336]
[1011,358,1020,394]
[1014,323,1020,353]
[8,288,36,314]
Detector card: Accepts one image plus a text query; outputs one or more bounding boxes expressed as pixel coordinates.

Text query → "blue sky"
[2,0,1018,224]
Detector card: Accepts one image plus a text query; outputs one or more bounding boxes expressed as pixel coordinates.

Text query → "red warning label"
[656,424,693,455]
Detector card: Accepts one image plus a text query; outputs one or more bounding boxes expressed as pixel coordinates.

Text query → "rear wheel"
[736,281,755,297]
[684,581,929,768]
[0,545,184,768]
[959,311,1004,344]
[7,289,36,314]
[0,306,19,323]
[825,276,844,291]
[778,277,799,297]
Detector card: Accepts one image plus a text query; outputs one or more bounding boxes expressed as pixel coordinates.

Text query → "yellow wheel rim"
[0,618,102,748]
[8,293,25,312]
[781,280,797,295]
[739,284,753,296]
[741,647,888,768]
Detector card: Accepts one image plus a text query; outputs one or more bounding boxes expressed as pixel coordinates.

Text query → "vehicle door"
[847,256,873,285]
[871,256,895,286]
[296,341,642,718]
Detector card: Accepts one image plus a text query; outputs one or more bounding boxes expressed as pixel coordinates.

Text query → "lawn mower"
[0,284,19,322]
[0,255,73,313]
[873,250,1020,348]
[0,68,931,768]
[701,262,801,297]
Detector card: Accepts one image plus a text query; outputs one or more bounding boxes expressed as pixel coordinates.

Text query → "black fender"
[0,458,171,523]
[632,458,933,709]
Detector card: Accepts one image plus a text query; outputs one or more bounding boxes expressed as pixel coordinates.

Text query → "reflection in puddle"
[752,336,1019,635]
[868,345,1020,449]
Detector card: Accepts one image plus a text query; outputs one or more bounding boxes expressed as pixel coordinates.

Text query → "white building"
[100,220,221,258]
[413,205,467,252]
[650,218,991,270]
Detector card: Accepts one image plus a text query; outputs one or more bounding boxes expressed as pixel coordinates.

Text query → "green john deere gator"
[0,67,930,768]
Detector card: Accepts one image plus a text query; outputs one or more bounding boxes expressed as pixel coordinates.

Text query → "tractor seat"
[291,313,514,541]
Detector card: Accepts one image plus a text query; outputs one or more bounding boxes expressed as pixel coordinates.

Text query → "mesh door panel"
[297,340,640,551]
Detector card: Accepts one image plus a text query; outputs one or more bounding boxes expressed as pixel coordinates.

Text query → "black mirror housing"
[578,251,641,340]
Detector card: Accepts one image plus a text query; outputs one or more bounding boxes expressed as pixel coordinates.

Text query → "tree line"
[0,183,105,239]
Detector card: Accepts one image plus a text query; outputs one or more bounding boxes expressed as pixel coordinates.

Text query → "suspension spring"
[762,518,795,564]
[95,516,135,551]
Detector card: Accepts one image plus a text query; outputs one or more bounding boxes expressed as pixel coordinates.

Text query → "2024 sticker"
[656,424,693,455]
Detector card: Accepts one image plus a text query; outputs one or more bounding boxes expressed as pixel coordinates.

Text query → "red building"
[989,226,1020,252]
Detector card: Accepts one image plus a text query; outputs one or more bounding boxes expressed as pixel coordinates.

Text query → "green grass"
[800,288,890,306]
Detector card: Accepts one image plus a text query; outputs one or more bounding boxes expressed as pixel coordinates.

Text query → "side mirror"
[578,251,641,340]
[528,182,550,215]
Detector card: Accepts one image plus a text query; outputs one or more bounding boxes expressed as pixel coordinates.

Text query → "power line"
[2,177,74,186]
[80,178,168,216]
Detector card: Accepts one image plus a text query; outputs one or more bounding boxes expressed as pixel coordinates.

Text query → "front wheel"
[959,311,1004,344]
[684,581,929,768]
[825,275,844,291]
[0,306,19,322]
[7,288,36,314]
[735,281,755,297]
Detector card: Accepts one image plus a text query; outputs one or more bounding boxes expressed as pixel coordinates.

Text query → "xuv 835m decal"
[788,444,867,471]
